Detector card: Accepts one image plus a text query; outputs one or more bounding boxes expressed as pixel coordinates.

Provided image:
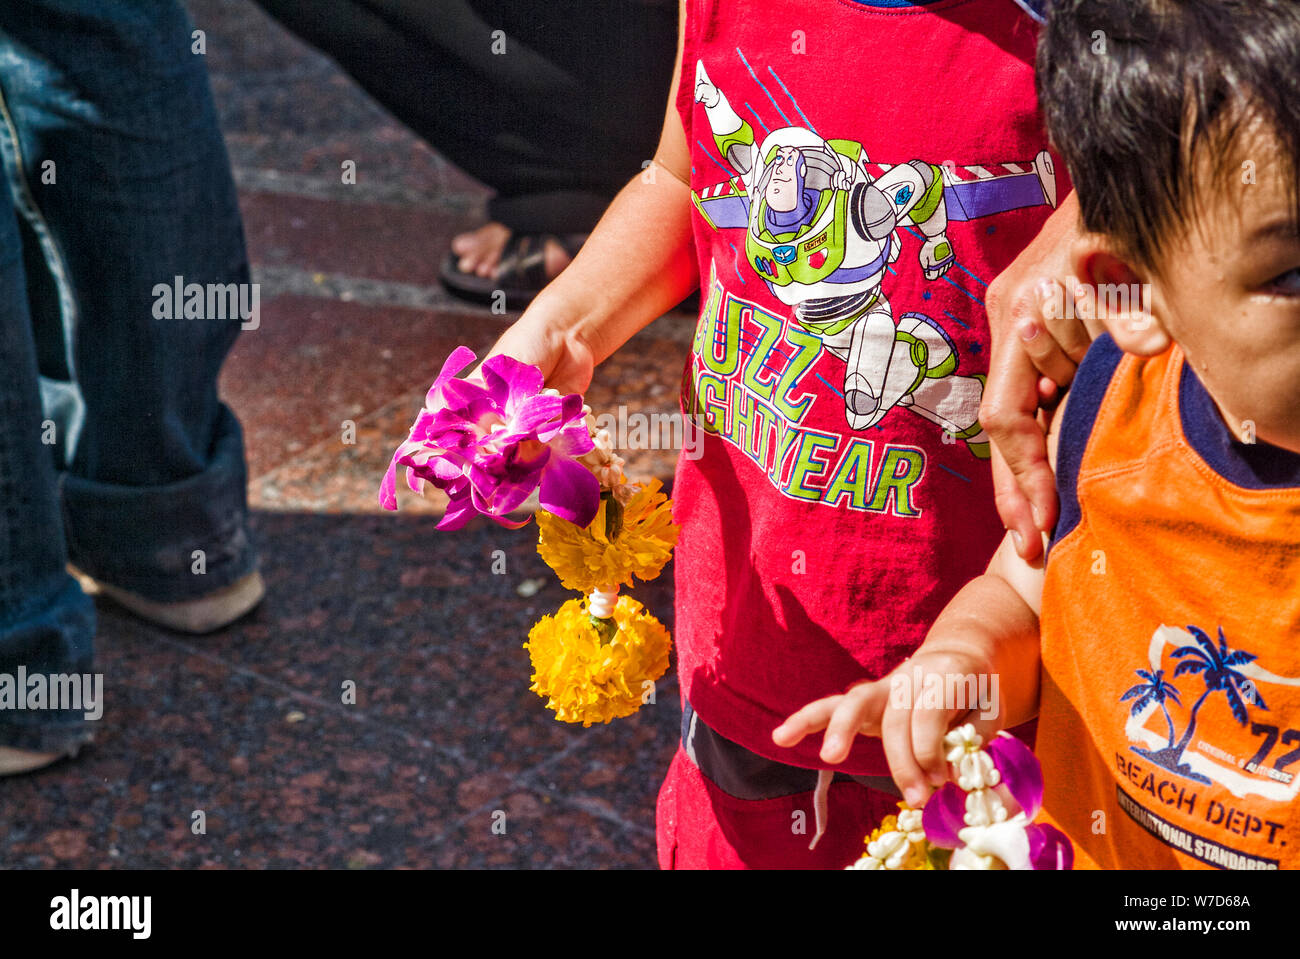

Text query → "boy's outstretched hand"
[774,533,1046,807]
[772,649,1003,808]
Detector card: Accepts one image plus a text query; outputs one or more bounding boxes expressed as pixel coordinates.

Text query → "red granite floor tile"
[186,511,653,771]
[434,800,655,869]
[243,326,692,514]
[528,689,681,827]
[0,612,464,869]
[250,393,441,514]
[239,191,471,287]
[218,295,510,481]
[0,504,682,869]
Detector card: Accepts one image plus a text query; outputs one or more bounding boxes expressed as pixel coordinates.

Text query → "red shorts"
[655,740,900,870]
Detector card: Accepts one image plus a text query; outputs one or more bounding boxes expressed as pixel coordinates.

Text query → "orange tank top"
[1038,335,1300,869]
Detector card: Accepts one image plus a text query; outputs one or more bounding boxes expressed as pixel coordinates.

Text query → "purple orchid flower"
[379,346,599,530]
[922,731,1074,870]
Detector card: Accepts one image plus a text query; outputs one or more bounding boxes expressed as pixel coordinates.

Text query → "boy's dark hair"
[1038,0,1300,269]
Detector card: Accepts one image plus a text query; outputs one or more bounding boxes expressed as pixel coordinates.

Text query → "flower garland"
[379,347,678,726]
[848,804,946,870]
[849,724,1074,871]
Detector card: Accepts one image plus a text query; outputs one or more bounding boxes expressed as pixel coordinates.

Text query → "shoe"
[0,744,79,777]
[69,566,265,635]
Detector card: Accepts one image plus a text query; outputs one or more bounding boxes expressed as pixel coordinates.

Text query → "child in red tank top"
[660,0,1069,867]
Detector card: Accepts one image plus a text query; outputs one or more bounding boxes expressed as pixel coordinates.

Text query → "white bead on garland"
[848,806,929,870]
[587,584,619,620]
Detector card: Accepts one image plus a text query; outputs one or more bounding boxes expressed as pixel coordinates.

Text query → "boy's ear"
[1069,235,1171,356]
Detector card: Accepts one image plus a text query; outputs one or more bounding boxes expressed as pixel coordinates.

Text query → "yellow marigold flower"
[863,815,900,846]
[850,804,938,870]
[536,479,679,593]
[525,596,672,726]
[906,848,937,870]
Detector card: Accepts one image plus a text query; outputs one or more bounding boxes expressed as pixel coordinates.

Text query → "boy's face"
[1117,123,1300,453]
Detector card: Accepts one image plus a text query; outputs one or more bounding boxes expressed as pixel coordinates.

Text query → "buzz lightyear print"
[691,61,1059,456]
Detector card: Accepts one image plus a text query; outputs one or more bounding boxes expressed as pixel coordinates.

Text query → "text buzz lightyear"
[684,268,929,518]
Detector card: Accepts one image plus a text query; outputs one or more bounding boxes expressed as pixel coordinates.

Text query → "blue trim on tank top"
[1179,360,1300,490]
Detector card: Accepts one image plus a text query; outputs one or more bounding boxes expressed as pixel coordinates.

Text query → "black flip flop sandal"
[440,231,586,310]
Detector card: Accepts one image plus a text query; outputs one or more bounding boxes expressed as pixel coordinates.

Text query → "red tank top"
[672,0,1063,772]
[1039,336,1300,868]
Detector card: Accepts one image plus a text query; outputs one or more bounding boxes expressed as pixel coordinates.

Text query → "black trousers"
[255,0,677,234]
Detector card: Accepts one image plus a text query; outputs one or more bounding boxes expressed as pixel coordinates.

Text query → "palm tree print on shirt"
[1121,668,1181,747]
[1125,625,1264,785]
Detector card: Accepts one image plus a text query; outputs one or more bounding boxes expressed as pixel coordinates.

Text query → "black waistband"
[681,701,901,800]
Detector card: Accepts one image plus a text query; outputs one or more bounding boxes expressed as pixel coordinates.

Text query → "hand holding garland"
[379,347,679,728]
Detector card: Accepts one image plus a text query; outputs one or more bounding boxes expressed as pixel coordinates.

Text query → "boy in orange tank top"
[773,0,1300,868]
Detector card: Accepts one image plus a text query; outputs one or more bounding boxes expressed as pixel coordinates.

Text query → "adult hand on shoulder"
[981,191,1097,560]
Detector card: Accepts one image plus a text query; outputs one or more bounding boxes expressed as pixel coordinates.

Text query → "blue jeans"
[0,0,256,751]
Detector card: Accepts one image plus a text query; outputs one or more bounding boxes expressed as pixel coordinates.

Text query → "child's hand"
[772,649,1002,807]
[480,309,597,397]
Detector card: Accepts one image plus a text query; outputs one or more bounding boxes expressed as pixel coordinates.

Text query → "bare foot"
[449,222,574,280]
[0,745,65,776]
[451,221,510,278]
